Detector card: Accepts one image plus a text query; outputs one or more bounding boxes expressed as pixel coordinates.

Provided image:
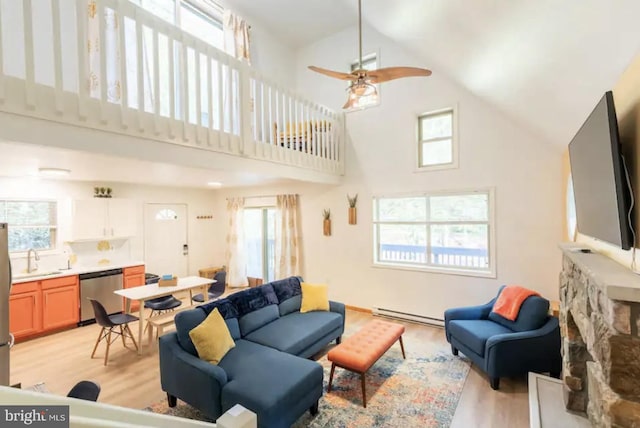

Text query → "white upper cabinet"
[72,199,138,240]
[107,199,137,237]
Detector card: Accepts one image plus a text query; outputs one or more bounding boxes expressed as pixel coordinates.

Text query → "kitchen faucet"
[27,248,40,273]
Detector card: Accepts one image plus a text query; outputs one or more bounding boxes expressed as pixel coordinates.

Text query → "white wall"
[0,177,224,276]
[215,25,564,320]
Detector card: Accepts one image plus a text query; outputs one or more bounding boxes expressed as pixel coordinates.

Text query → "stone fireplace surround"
[559,243,640,427]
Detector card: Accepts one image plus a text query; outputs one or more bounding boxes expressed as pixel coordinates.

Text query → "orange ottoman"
[327,319,406,407]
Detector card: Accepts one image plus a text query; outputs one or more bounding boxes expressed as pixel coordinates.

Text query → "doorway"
[144,203,188,277]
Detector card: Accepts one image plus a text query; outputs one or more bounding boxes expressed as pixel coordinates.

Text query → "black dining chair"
[143,275,183,333]
[89,299,138,366]
[67,381,101,402]
[191,270,226,303]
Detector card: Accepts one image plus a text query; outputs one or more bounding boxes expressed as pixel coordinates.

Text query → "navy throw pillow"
[227,283,279,317]
[270,276,303,302]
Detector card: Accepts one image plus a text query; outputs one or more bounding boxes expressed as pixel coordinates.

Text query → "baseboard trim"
[345,305,373,314]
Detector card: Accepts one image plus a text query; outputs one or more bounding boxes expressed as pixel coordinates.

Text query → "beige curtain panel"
[87,0,121,102]
[225,197,247,288]
[275,194,301,279]
[223,10,251,64]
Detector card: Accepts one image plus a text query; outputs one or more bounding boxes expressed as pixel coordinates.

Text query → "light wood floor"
[10,304,529,427]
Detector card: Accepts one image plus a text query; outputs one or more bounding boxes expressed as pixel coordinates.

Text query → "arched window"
[156,208,178,220]
[567,174,577,241]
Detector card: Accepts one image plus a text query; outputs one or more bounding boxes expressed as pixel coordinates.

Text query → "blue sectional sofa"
[159,276,345,428]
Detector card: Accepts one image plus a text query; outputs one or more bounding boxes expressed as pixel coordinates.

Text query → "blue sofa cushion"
[448,320,512,356]
[270,276,302,303]
[174,309,206,356]
[198,298,240,319]
[219,340,322,427]
[278,295,302,316]
[228,284,279,317]
[244,311,342,355]
[239,305,280,337]
[489,295,550,332]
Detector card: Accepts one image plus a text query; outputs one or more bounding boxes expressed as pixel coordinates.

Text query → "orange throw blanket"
[492,285,540,321]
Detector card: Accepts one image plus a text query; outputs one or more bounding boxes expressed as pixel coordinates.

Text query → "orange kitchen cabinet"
[10,275,80,341]
[123,265,145,312]
[9,288,42,340]
[42,283,79,331]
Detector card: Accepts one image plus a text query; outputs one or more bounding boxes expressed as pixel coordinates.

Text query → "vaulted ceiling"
[226,0,640,147]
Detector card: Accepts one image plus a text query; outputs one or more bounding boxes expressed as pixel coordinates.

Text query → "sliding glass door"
[244,208,275,282]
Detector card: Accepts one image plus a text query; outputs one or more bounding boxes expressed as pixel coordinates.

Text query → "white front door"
[144,204,188,277]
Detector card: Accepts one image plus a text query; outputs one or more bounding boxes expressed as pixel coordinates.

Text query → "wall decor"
[347,193,358,225]
[323,209,331,236]
[94,186,113,198]
[196,215,214,220]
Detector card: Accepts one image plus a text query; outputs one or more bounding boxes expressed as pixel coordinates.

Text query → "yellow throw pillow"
[300,282,330,313]
[189,308,235,365]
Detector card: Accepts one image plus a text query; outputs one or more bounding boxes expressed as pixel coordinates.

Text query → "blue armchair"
[444,287,561,390]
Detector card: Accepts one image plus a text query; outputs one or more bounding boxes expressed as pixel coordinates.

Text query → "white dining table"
[114,276,214,355]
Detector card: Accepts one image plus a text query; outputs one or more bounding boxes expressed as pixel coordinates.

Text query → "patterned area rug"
[146,342,470,427]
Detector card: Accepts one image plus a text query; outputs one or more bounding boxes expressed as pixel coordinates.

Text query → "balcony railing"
[0,0,344,175]
[379,244,489,269]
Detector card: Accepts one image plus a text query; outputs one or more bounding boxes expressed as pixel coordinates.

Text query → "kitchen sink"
[13,271,62,280]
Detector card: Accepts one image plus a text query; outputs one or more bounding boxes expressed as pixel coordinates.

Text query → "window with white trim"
[348,53,379,110]
[373,190,493,276]
[418,108,457,169]
[0,201,58,252]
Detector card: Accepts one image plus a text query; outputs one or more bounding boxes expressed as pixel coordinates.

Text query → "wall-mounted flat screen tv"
[568,91,633,250]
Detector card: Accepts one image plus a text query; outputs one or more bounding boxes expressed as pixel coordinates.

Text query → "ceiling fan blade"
[308,66,358,81]
[367,67,432,84]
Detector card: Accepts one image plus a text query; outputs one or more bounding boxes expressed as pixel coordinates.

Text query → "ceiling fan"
[308,0,432,109]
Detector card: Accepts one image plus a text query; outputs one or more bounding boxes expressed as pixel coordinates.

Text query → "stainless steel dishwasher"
[79,268,124,325]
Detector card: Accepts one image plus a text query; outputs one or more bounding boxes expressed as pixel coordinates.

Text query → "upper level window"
[129,0,223,48]
[348,54,379,110]
[418,108,457,170]
[138,0,176,23]
[373,190,495,277]
[180,2,224,51]
[0,201,58,252]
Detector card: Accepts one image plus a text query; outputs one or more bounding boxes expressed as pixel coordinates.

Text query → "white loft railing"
[0,0,344,175]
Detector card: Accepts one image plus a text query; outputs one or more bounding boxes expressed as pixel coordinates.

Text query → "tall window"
[126,0,224,124]
[0,201,58,252]
[244,207,276,282]
[373,190,494,277]
[567,174,577,241]
[349,53,379,110]
[418,108,457,169]
[180,2,224,51]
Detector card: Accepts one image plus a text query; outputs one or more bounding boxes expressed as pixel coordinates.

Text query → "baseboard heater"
[372,307,444,327]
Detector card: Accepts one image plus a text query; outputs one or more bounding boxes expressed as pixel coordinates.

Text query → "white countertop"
[12,260,146,284]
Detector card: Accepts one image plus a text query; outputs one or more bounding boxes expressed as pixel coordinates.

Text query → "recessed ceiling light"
[207,181,222,187]
[38,168,71,177]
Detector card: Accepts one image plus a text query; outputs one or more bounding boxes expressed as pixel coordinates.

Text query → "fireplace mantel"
[559,243,640,426]
[559,243,640,302]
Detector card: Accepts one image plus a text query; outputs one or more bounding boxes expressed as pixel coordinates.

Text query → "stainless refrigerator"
[0,223,13,386]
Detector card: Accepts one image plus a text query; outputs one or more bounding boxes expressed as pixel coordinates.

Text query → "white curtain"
[87,1,121,102]
[225,198,247,288]
[223,11,251,64]
[275,195,301,279]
